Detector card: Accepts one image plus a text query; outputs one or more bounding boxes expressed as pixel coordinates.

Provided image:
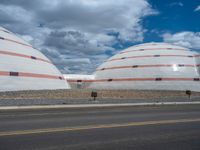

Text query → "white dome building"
[90,43,200,92]
[0,26,70,91]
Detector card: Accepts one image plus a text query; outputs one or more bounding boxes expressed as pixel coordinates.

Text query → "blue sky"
[120,0,200,50]
[0,0,199,74]
[147,0,200,32]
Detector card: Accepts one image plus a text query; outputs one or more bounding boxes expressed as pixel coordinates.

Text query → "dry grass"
[0,89,199,100]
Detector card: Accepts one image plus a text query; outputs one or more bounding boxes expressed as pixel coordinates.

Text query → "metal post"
[186,90,191,100]
[91,91,97,101]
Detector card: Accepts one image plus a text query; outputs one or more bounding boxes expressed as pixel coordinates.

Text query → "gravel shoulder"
[0,89,199,106]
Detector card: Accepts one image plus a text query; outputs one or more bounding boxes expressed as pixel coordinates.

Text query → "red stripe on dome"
[0,71,64,80]
[109,78,194,81]
[108,54,195,62]
[0,50,51,64]
[67,77,199,83]
[96,64,198,71]
[0,29,11,34]
[0,36,33,48]
[0,71,10,76]
[4,38,33,48]
[67,79,94,83]
[120,48,188,54]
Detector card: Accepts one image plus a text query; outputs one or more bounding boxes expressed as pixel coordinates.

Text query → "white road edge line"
[0,101,200,110]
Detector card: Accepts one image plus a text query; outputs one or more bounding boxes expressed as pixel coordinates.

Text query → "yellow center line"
[0,118,200,137]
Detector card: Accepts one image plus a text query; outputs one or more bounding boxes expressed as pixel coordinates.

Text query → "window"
[10,72,19,76]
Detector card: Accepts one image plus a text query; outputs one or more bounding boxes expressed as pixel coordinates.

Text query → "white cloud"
[0,4,33,23]
[0,0,157,74]
[36,0,158,42]
[194,5,200,12]
[57,58,91,65]
[162,32,200,50]
[169,2,184,7]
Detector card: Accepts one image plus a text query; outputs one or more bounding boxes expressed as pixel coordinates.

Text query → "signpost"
[91,91,97,101]
[186,90,191,100]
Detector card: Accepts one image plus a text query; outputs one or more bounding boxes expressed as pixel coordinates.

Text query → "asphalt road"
[0,105,200,150]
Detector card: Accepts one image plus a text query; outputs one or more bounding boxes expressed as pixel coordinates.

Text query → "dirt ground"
[0,89,199,100]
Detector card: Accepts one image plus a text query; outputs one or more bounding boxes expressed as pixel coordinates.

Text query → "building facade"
[63,74,94,89]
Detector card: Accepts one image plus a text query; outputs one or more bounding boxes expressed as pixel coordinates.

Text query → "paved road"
[0,105,200,150]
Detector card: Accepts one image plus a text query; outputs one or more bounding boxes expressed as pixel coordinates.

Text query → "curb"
[0,101,200,110]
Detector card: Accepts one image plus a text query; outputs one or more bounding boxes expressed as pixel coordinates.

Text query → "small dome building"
[0,27,70,91]
[90,43,200,91]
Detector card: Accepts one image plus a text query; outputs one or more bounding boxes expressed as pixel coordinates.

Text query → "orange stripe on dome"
[110,78,194,81]
[120,48,188,54]
[108,54,195,62]
[0,71,64,80]
[96,64,198,71]
[67,79,95,83]
[0,71,10,76]
[19,72,63,80]
[4,38,33,48]
[0,36,33,48]
[0,29,11,34]
[67,77,199,83]
[0,50,52,64]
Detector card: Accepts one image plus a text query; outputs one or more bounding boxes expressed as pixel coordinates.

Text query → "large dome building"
[1,26,199,92]
[89,43,200,91]
[0,27,70,91]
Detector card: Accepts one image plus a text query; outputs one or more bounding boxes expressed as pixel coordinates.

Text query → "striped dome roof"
[90,42,200,91]
[0,26,70,91]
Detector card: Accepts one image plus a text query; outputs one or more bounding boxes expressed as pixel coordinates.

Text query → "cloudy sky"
[0,0,199,74]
